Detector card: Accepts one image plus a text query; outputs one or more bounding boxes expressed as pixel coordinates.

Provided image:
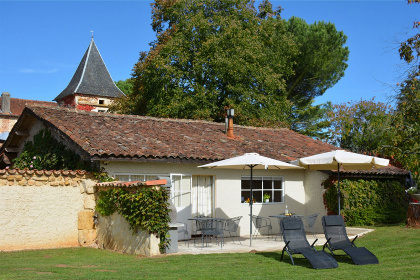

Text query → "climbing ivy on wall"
[12,129,92,171]
[323,178,409,226]
[96,187,171,253]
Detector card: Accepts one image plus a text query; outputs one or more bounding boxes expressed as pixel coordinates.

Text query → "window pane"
[253,190,262,203]
[241,179,250,190]
[273,190,283,202]
[131,175,144,181]
[273,180,283,189]
[115,175,129,181]
[241,190,250,203]
[145,175,157,181]
[263,179,272,189]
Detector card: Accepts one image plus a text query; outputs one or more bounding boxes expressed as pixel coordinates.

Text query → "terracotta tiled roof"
[0,97,57,116]
[336,165,409,177]
[22,106,339,163]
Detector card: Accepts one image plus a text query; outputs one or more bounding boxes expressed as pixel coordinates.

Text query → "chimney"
[226,108,234,138]
[1,92,11,114]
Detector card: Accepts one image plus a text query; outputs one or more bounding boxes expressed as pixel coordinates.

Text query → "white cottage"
[0,105,343,237]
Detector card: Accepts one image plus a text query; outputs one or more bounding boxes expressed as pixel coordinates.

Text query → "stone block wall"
[0,169,97,251]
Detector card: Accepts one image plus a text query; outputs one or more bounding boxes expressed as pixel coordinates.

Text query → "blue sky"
[0,0,419,107]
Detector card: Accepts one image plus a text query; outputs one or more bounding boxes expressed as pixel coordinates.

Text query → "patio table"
[188,217,226,249]
[269,214,304,241]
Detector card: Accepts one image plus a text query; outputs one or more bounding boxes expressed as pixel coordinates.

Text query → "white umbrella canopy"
[292,150,390,215]
[198,153,303,246]
[292,150,389,170]
[199,153,303,170]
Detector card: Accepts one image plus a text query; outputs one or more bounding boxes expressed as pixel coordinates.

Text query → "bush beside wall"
[323,177,409,226]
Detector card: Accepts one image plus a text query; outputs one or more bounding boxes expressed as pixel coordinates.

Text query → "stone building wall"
[0,169,97,251]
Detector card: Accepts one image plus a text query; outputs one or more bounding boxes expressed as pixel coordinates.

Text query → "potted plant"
[263,193,271,203]
[408,187,420,202]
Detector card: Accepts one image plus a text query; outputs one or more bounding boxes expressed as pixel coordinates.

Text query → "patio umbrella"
[198,153,303,246]
[291,150,389,215]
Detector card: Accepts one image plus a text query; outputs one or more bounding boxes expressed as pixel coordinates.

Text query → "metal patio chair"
[224,216,242,244]
[177,222,189,247]
[304,213,319,239]
[250,215,272,239]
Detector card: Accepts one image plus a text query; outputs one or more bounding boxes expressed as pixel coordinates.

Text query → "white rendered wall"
[102,161,321,237]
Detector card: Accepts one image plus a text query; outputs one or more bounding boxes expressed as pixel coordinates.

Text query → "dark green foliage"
[283,17,349,108]
[12,129,92,171]
[96,187,171,252]
[115,79,134,96]
[113,0,349,135]
[323,178,409,226]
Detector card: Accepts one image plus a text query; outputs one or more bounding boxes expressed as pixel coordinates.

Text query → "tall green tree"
[115,79,134,96]
[290,101,333,140]
[114,0,349,131]
[326,98,394,156]
[387,73,420,182]
[283,17,349,108]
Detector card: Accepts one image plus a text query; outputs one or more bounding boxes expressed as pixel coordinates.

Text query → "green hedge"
[322,178,409,226]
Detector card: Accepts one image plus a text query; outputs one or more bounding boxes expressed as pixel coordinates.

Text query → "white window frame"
[241,176,284,204]
[113,173,167,182]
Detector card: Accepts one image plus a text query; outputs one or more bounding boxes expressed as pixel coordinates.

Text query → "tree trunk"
[407,203,420,227]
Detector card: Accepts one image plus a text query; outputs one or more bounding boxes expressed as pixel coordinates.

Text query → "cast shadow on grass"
[256,251,354,269]
[256,251,313,269]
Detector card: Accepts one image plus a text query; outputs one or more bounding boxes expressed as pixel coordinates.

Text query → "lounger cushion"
[283,220,302,230]
[323,215,344,226]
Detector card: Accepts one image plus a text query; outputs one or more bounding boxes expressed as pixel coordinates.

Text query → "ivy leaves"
[96,187,171,252]
[323,178,409,226]
[12,129,92,171]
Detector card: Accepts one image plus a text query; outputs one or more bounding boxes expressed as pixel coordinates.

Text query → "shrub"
[323,177,409,226]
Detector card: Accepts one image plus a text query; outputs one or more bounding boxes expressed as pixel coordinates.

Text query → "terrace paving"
[173,227,373,255]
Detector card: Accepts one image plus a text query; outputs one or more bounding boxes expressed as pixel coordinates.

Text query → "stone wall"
[96,212,160,256]
[0,169,97,251]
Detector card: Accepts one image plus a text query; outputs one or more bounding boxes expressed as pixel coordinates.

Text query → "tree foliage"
[115,79,134,96]
[112,0,349,131]
[290,100,333,140]
[283,17,349,108]
[386,73,420,181]
[399,0,419,75]
[326,98,394,155]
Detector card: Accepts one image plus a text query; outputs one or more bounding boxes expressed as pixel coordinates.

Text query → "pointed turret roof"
[54,39,125,101]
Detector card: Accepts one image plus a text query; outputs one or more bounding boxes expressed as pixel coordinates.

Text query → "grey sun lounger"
[280,217,338,269]
[322,215,379,265]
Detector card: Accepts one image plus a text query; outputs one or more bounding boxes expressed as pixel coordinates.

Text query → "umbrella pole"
[249,165,254,247]
[337,163,341,216]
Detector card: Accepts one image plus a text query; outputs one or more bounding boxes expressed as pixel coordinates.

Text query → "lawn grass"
[0,225,419,280]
